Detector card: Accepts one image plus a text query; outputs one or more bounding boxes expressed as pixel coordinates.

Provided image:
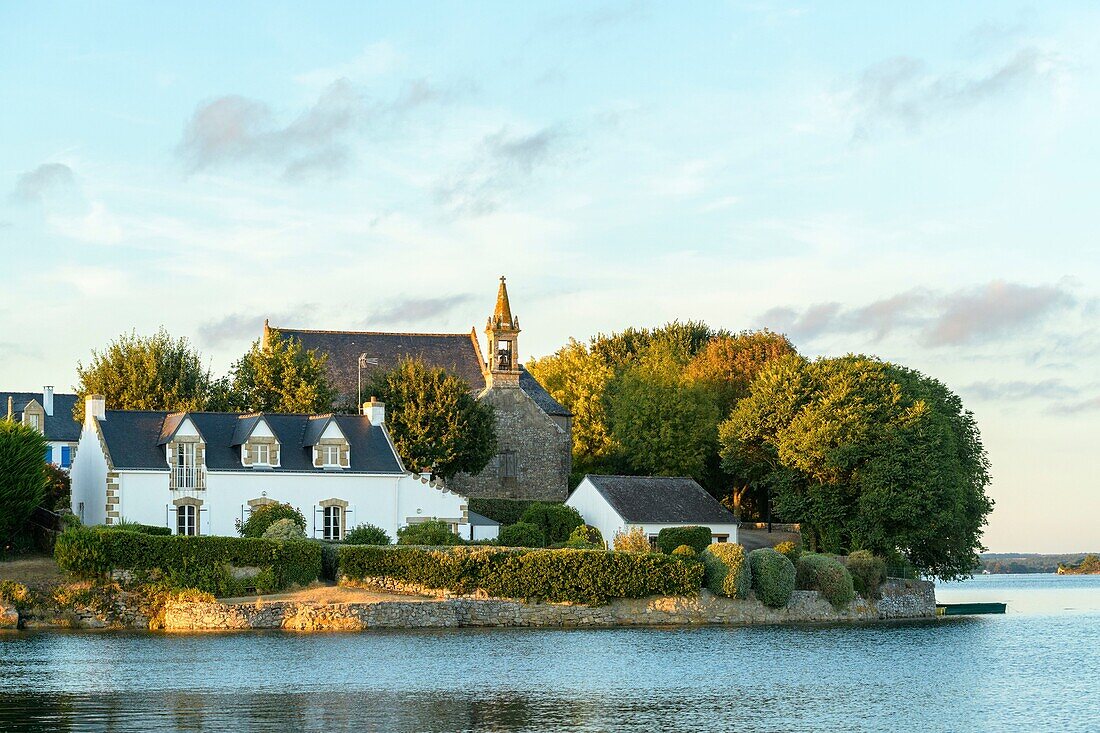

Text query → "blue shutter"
[45,446,53,463]
[61,446,71,468]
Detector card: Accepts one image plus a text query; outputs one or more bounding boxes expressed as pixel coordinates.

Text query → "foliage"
[0,420,47,543]
[262,518,307,541]
[467,498,539,526]
[396,519,464,546]
[1058,554,1100,575]
[214,329,336,413]
[719,354,994,580]
[73,328,215,421]
[613,527,652,554]
[795,554,855,609]
[774,540,802,563]
[568,524,605,547]
[102,520,172,536]
[237,503,306,539]
[656,526,712,555]
[844,550,886,599]
[702,543,751,599]
[498,522,546,548]
[519,502,584,546]
[366,357,496,479]
[671,545,697,558]
[42,463,71,512]
[344,523,392,546]
[314,540,341,581]
[0,580,31,610]
[338,545,704,605]
[748,548,796,608]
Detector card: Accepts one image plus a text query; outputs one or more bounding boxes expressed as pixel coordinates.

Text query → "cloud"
[758,302,842,342]
[197,305,320,348]
[294,41,402,87]
[547,1,647,33]
[923,281,1073,346]
[361,294,476,327]
[1061,396,1100,414]
[963,379,1080,402]
[10,163,76,204]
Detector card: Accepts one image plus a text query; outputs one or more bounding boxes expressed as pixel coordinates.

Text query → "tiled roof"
[580,475,738,524]
[519,368,570,417]
[96,410,403,474]
[0,391,81,442]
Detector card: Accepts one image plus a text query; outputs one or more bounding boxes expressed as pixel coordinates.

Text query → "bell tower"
[485,276,521,387]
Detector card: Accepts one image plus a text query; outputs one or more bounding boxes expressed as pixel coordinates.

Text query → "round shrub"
[845,550,886,599]
[238,502,306,538]
[569,524,604,547]
[397,519,464,546]
[498,522,546,548]
[262,518,307,541]
[671,545,697,558]
[796,553,855,609]
[612,527,651,554]
[345,523,392,546]
[519,503,584,546]
[702,543,751,598]
[749,548,796,608]
[656,526,712,555]
[774,540,801,563]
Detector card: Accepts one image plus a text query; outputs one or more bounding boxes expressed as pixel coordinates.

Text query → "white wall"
[69,422,108,525]
[627,522,739,545]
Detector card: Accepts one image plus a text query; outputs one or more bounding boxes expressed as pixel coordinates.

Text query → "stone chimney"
[43,386,54,416]
[362,397,385,425]
[85,394,106,425]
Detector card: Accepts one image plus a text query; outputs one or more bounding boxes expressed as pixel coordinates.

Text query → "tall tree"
[366,357,496,479]
[219,329,336,413]
[0,420,48,543]
[74,328,214,421]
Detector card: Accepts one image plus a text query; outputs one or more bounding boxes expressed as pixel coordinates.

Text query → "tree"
[719,355,993,580]
[366,357,496,480]
[74,328,214,421]
[219,329,336,413]
[0,420,48,543]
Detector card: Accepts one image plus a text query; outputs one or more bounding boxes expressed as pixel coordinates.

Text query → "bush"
[344,523,392,546]
[467,498,538,525]
[569,524,604,547]
[0,580,31,610]
[102,520,172,536]
[338,545,704,605]
[656,526,712,555]
[54,526,111,577]
[262,518,307,541]
[315,540,340,581]
[749,548,796,608]
[796,553,855,609]
[702,543,751,598]
[884,550,918,580]
[613,527,652,553]
[396,520,464,546]
[519,503,584,546]
[845,550,886,599]
[774,540,801,563]
[498,522,546,548]
[237,502,306,539]
[671,545,697,559]
[0,420,47,544]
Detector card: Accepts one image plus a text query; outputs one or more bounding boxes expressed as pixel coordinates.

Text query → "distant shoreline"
[979,553,1098,575]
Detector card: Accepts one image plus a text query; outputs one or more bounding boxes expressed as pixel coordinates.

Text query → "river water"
[1,574,1098,732]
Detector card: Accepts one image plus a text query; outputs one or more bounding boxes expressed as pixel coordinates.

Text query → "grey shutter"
[166,504,172,533]
[344,505,354,539]
[199,506,209,536]
[314,505,323,538]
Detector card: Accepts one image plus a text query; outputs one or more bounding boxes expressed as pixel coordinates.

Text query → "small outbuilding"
[566,474,739,548]
[464,510,501,542]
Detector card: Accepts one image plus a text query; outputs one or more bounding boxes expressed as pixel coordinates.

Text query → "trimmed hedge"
[844,550,886,599]
[749,548,796,608]
[397,520,464,546]
[103,522,172,536]
[702,543,751,599]
[498,522,546,548]
[338,545,704,605]
[656,526,712,555]
[467,498,540,526]
[796,553,855,609]
[519,503,584,546]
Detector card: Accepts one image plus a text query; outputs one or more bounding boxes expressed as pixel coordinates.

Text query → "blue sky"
[1,2,1097,552]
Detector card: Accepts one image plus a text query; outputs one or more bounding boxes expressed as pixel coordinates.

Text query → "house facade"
[268,277,571,502]
[69,395,469,540]
[566,475,740,547]
[2,387,80,469]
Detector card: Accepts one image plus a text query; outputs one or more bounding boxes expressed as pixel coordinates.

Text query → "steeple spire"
[492,275,514,328]
[485,276,521,386]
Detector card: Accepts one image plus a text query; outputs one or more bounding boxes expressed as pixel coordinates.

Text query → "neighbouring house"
[69,395,470,540]
[566,475,740,547]
[464,510,501,542]
[267,277,572,502]
[2,387,80,469]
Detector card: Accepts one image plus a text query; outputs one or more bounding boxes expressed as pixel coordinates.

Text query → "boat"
[936,602,1007,616]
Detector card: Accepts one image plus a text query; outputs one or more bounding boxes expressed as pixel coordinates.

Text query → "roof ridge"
[273,326,474,338]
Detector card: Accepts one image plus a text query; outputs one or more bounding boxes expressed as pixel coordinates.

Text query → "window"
[254,443,271,466]
[499,450,518,485]
[61,446,72,468]
[175,443,198,488]
[322,444,341,466]
[176,504,197,536]
[27,413,40,430]
[323,505,343,541]
[713,534,729,543]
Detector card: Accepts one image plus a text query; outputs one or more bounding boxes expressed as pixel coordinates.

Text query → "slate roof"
[581,475,739,524]
[467,510,500,527]
[518,368,569,417]
[96,410,403,474]
[0,391,81,442]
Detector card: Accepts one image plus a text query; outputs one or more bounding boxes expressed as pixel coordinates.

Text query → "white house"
[69,395,470,541]
[2,387,80,469]
[566,475,739,547]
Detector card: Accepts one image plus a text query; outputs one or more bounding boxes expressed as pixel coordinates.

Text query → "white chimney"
[362,397,385,425]
[85,394,106,424]
[43,386,54,416]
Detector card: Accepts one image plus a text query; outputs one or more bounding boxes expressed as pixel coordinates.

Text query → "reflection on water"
[1,575,1098,732]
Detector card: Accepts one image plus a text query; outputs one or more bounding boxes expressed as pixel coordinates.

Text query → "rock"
[0,603,18,630]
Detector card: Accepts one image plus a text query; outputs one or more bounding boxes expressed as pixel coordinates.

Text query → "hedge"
[467,498,541,526]
[702,543,751,598]
[844,550,886,599]
[498,522,545,548]
[103,522,172,536]
[749,548,796,608]
[397,520,464,546]
[55,526,321,594]
[519,503,584,545]
[656,526,711,555]
[338,545,704,605]
[796,553,855,609]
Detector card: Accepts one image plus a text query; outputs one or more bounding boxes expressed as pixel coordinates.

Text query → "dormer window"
[254,443,272,466]
[27,413,40,430]
[175,443,198,489]
[322,444,340,467]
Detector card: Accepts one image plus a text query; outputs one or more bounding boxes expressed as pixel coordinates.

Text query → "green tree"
[719,355,993,580]
[367,357,496,479]
[219,330,336,413]
[0,420,48,544]
[74,328,214,421]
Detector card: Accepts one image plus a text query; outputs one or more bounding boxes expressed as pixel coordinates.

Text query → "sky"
[1,2,1097,553]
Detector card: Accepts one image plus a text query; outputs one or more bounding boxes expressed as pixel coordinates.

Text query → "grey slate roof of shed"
[581,475,739,524]
[467,510,500,527]
[0,391,81,442]
[97,410,403,474]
